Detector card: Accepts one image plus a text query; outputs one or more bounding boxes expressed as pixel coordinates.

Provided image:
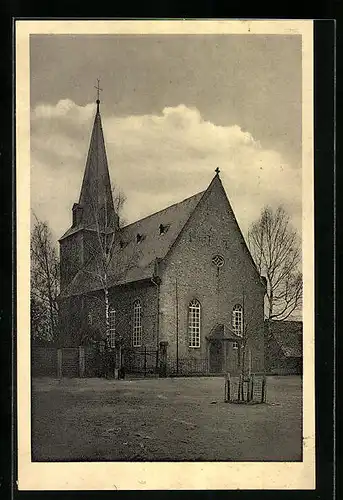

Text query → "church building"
[58,98,266,375]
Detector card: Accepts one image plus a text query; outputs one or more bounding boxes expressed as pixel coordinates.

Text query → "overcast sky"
[30,34,302,243]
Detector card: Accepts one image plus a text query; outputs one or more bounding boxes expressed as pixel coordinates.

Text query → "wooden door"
[209,340,223,373]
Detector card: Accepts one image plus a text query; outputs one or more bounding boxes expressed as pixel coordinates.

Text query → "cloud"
[30,99,302,243]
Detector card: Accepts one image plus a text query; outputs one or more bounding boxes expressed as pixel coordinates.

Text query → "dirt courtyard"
[31,375,302,462]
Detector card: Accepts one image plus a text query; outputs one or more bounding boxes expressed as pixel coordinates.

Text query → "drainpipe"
[150,276,160,349]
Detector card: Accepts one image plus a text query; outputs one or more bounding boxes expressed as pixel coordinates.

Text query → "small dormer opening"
[72,203,83,227]
[159,223,170,235]
[119,239,129,249]
[136,233,144,243]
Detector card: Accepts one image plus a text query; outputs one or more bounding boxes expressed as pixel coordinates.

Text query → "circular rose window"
[212,254,224,268]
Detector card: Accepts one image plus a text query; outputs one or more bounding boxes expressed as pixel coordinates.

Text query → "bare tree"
[30,215,59,341]
[113,189,127,227]
[84,186,139,353]
[248,205,302,321]
[87,196,117,350]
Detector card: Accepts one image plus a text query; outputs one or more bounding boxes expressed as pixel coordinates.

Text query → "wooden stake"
[57,348,62,379]
[79,346,85,378]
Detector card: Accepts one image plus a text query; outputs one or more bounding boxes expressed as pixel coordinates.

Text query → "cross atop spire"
[215,167,220,175]
[94,78,103,112]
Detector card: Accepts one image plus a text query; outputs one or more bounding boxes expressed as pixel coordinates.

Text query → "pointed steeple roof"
[59,100,119,242]
[78,103,115,229]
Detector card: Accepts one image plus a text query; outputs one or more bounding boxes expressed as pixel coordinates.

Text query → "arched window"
[133,299,142,347]
[232,304,243,337]
[109,308,116,348]
[188,299,201,348]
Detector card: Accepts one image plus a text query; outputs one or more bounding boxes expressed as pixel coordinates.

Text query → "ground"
[31,375,302,462]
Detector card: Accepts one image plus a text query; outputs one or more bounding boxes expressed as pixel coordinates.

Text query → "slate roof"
[269,320,303,358]
[60,190,204,297]
[78,108,114,218]
[59,107,117,241]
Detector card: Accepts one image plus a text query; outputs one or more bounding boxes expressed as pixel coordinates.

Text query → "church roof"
[59,189,205,297]
[60,171,265,298]
[59,100,263,298]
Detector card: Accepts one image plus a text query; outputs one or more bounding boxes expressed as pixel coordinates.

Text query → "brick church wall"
[108,281,159,349]
[58,180,265,373]
[159,180,265,373]
[59,232,84,290]
[59,280,159,349]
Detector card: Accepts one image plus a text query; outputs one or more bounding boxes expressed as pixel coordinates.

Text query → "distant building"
[58,99,266,375]
[266,320,302,375]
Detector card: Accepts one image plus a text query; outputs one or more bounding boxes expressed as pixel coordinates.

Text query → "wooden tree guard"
[57,349,62,379]
[249,374,254,402]
[261,375,267,403]
[225,373,267,404]
[79,346,85,378]
[224,373,231,402]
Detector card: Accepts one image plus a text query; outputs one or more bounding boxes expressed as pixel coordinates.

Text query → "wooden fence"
[32,346,99,378]
[31,344,166,378]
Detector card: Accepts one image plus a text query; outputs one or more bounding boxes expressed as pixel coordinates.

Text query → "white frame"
[188,299,201,348]
[133,299,142,347]
[232,304,243,337]
[109,308,116,348]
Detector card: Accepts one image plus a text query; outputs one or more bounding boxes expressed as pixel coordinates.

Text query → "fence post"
[250,374,254,402]
[261,375,266,403]
[224,373,231,402]
[57,348,62,379]
[239,373,245,401]
[155,347,159,374]
[248,348,252,377]
[159,341,168,377]
[79,346,85,378]
[144,346,147,376]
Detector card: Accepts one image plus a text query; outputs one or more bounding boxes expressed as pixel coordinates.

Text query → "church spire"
[77,84,118,231]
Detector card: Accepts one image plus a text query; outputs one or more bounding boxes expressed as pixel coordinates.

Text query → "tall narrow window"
[133,299,142,347]
[109,308,116,348]
[232,304,243,337]
[188,299,201,348]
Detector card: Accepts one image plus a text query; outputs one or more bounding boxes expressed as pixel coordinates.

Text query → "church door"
[209,340,223,373]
